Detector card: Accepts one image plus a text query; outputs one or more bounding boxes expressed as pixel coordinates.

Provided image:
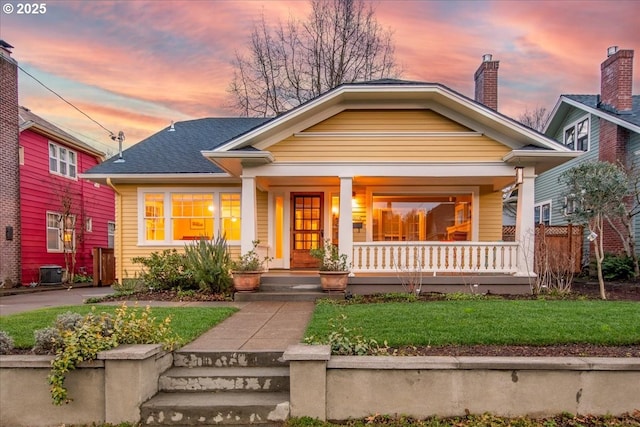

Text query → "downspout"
[106,178,122,284]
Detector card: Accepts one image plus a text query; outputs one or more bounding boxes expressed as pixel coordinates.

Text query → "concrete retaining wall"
[0,344,172,427]
[283,345,640,421]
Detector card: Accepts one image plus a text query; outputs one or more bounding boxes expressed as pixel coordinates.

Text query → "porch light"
[515,166,524,186]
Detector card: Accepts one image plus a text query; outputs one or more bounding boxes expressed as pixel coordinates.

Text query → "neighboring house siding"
[629,133,640,249]
[19,129,114,284]
[269,109,510,162]
[535,110,599,225]
[479,188,503,241]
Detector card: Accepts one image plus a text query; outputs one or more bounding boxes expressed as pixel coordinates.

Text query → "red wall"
[19,130,115,284]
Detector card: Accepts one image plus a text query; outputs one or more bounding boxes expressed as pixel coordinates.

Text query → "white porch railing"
[352,242,520,274]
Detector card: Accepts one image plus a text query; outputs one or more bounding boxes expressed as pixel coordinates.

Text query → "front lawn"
[305,299,640,346]
[0,305,238,349]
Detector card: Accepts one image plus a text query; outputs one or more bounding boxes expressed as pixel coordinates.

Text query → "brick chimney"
[0,40,21,287]
[474,53,499,110]
[600,46,634,114]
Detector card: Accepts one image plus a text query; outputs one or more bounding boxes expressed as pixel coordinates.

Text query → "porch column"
[338,177,353,267]
[241,176,257,254]
[515,167,536,276]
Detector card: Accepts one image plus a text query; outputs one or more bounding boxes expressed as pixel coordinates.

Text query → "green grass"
[0,305,238,349]
[305,299,640,346]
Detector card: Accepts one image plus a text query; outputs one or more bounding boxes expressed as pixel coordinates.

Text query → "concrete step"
[159,366,290,393]
[234,290,343,302]
[173,351,287,369]
[140,391,290,426]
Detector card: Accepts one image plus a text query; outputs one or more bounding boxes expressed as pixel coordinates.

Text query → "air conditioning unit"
[39,265,63,285]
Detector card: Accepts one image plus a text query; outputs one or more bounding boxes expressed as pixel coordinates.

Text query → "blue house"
[535,46,640,256]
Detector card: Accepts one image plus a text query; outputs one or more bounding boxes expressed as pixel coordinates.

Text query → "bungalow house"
[0,41,116,287]
[83,55,579,294]
[535,47,639,257]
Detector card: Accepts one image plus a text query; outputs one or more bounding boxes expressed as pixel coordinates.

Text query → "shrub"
[183,235,233,293]
[310,239,349,271]
[304,314,385,355]
[33,327,63,354]
[55,311,84,331]
[48,303,179,405]
[231,240,271,272]
[0,330,14,354]
[112,273,147,295]
[132,249,194,290]
[601,254,635,281]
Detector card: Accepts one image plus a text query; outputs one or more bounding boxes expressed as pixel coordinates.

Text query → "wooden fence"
[503,225,583,273]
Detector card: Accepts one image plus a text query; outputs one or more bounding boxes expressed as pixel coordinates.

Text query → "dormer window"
[563,117,589,151]
[49,142,77,179]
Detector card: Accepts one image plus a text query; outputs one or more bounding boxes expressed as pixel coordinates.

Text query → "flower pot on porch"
[232,271,263,292]
[319,271,349,292]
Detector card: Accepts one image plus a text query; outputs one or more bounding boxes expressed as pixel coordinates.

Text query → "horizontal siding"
[257,189,268,243]
[270,135,508,161]
[478,188,503,241]
[304,110,472,132]
[535,109,598,226]
[269,108,509,162]
[19,129,114,283]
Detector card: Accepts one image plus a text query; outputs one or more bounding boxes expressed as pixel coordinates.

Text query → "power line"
[17,64,116,137]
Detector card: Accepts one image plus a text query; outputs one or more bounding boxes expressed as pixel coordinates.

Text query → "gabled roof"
[546,95,640,135]
[19,106,105,158]
[209,80,573,154]
[83,117,268,177]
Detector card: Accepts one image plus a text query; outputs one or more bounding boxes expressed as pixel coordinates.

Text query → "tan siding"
[305,110,472,132]
[117,184,243,278]
[478,188,503,241]
[256,189,268,243]
[269,109,508,162]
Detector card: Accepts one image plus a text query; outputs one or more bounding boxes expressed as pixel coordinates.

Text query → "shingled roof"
[563,94,640,128]
[84,117,268,175]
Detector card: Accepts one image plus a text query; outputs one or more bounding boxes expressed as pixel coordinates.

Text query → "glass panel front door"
[291,193,323,268]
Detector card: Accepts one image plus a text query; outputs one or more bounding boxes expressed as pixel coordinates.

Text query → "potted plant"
[231,240,271,292]
[310,239,350,292]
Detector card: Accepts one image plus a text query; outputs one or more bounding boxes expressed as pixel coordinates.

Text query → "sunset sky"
[1,0,639,155]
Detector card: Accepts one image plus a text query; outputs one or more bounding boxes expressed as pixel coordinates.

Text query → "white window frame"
[137,187,242,246]
[85,217,93,232]
[534,200,552,226]
[48,141,78,179]
[562,116,590,152]
[46,211,76,253]
[107,221,116,248]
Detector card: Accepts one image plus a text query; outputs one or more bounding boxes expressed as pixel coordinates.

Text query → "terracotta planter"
[319,271,349,292]
[232,271,263,292]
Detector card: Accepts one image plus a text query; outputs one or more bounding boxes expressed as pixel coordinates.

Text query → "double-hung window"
[139,189,241,244]
[107,222,116,248]
[534,201,551,226]
[46,212,76,252]
[563,117,590,151]
[49,142,77,179]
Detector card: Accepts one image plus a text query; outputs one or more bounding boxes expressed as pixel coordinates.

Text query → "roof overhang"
[200,150,275,176]
[20,121,106,160]
[503,150,583,174]
[213,83,574,154]
[79,172,237,185]
[546,96,640,135]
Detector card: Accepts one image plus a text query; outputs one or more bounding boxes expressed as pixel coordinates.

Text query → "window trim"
[48,141,78,180]
[107,221,116,249]
[46,211,76,253]
[562,115,590,152]
[137,187,242,246]
[534,200,552,226]
[85,217,93,233]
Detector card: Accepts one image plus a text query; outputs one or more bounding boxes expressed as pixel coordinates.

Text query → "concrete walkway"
[0,287,315,352]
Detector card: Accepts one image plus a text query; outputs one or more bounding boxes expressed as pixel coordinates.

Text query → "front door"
[291,193,323,269]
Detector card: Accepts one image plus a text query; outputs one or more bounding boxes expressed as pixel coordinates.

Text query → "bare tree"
[56,183,80,284]
[229,0,399,117]
[518,106,551,132]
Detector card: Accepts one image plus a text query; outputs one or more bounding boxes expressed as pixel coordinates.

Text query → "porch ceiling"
[257,175,513,190]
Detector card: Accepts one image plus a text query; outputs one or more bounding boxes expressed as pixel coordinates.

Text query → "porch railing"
[352,242,520,274]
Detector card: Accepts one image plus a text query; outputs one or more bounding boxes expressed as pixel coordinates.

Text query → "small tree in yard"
[56,184,80,283]
[559,161,629,299]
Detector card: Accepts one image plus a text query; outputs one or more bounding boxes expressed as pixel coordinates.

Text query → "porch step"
[141,351,290,426]
[235,281,345,302]
[159,366,290,393]
[140,391,290,426]
[172,351,287,368]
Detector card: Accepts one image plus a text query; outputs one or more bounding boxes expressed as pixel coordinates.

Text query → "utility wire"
[17,64,116,137]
